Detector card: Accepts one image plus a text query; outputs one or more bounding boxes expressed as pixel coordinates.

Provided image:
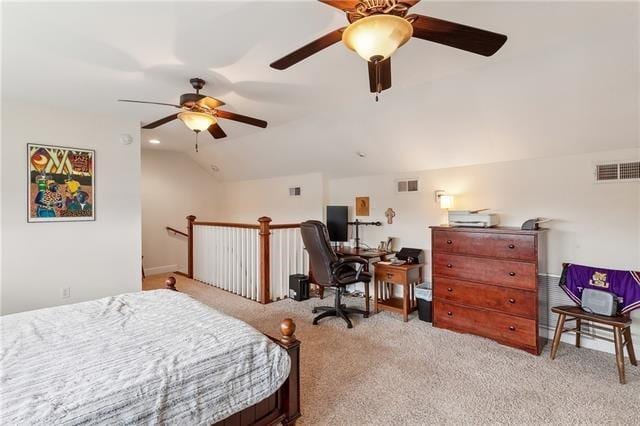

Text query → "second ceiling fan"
[119,78,267,152]
[270,0,507,100]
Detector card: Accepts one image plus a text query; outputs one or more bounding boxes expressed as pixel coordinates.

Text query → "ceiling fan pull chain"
[195,131,199,152]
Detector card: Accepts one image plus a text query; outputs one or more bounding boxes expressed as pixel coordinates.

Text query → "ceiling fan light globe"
[178,111,216,132]
[342,14,413,62]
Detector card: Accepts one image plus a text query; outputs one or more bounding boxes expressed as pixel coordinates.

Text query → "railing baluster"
[190,216,306,304]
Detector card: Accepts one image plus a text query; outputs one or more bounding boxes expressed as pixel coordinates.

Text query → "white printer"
[448,209,500,228]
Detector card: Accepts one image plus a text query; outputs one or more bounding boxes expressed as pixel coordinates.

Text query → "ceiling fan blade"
[367,57,392,93]
[319,0,420,11]
[197,96,226,109]
[208,122,227,139]
[141,113,179,129]
[215,110,268,128]
[270,27,346,70]
[118,99,181,108]
[318,1,359,10]
[410,14,507,56]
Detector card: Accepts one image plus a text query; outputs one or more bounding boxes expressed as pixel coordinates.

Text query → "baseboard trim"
[144,264,179,276]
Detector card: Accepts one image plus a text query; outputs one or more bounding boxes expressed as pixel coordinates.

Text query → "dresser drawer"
[433,230,536,261]
[433,253,536,290]
[434,300,537,349]
[434,277,536,318]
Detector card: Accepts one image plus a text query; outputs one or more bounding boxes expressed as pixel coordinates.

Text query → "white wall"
[217,172,325,224]
[1,103,142,315]
[141,150,220,275]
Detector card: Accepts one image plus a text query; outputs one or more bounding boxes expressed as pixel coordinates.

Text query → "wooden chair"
[550,305,637,384]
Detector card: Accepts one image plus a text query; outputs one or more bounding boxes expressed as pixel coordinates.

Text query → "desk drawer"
[433,230,536,261]
[433,253,536,290]
[434,300,537,349]
[434,277,536,318]
[375,269,407,285]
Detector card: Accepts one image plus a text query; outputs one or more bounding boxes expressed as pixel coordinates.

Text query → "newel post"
[258,216,272,304]
[186,215,196,279]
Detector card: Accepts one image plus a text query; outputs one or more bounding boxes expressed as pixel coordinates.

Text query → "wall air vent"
[595,161,640,183]
[289,187,301,196]
[396,178,419,193]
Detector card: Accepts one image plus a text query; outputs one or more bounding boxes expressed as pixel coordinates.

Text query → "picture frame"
[27,143,95,222]
[355,196,370,216]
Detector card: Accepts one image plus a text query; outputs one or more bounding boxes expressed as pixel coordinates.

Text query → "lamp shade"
[439,195,454,209]
[342,14,413,62]
[178,111,216,132]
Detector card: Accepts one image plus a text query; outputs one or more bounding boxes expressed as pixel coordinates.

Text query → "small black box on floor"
[289,274,309,301]
[417,298,432,322]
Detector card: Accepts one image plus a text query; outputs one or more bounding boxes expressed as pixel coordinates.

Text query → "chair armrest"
[331,256,368,280]
[335,256,368,266]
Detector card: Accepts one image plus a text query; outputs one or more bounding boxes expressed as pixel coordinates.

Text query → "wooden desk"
[373,262,425,322]
[309,248,392,317]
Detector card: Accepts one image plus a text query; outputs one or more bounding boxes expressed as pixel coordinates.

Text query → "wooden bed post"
[187,215,196,279]
[258,216,272,304]
[165,276,177,291]
[277,318,301,425]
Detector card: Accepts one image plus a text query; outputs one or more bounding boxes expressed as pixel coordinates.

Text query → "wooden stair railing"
[166,226,188,237]
[186,215,305,304]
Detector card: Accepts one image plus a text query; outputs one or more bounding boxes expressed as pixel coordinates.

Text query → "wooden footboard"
[165,277,301,426]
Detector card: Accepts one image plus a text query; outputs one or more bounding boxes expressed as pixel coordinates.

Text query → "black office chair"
[300,220,371,328]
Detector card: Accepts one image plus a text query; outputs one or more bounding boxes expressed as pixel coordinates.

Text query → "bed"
[0,278,301,425]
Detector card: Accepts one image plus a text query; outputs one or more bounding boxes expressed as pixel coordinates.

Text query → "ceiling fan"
[270,0,507,100]
[118,78,268,151]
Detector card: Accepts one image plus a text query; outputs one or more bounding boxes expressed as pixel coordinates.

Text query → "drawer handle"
[508,244,515,249]
[447,311,453,316]
[447,287,453,292]
[386,273,393,279]
[509,326,516,331]
[446,239,453,244]
[508,298,516,304]
[447,264,453,268]
[509,272,516,277]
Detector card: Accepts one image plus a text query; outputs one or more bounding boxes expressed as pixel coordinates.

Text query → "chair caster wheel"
[363,314,369,319]
[312,308,318,314]
[347,323,353,329]
[312,320,319,325]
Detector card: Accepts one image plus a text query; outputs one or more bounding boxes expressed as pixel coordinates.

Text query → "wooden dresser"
[430,226,547,355]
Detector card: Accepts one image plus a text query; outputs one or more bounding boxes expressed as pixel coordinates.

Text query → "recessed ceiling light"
[149,139,160,144]
[210,165,220,172]
[356,151,366,158]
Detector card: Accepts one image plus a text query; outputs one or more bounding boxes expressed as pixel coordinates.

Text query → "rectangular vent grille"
[289,187,301,196]
[595,161,640,182]
[620,161,640,180]
[396,179,419,193]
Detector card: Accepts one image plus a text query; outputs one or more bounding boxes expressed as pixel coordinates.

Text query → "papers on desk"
[377,260,406,266]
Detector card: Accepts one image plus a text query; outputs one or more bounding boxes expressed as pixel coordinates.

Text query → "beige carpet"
[143,275,640,425]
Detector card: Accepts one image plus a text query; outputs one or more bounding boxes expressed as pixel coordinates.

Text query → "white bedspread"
[0,290,291,425]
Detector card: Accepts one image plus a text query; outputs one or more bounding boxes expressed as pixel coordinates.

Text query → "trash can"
[289,274,309,301]
[415,283,432,322]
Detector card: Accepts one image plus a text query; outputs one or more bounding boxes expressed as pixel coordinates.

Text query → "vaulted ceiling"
[3,1,638,180]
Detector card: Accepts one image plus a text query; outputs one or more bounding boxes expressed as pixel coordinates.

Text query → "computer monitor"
[326,206,348,242]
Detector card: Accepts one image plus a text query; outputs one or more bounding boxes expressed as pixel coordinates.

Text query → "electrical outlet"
[62,287,71,299]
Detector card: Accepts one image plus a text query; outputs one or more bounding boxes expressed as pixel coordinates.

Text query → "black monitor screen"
[326,206,348,242]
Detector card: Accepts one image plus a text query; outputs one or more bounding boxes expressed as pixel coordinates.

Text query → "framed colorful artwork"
[27,143,95,222]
